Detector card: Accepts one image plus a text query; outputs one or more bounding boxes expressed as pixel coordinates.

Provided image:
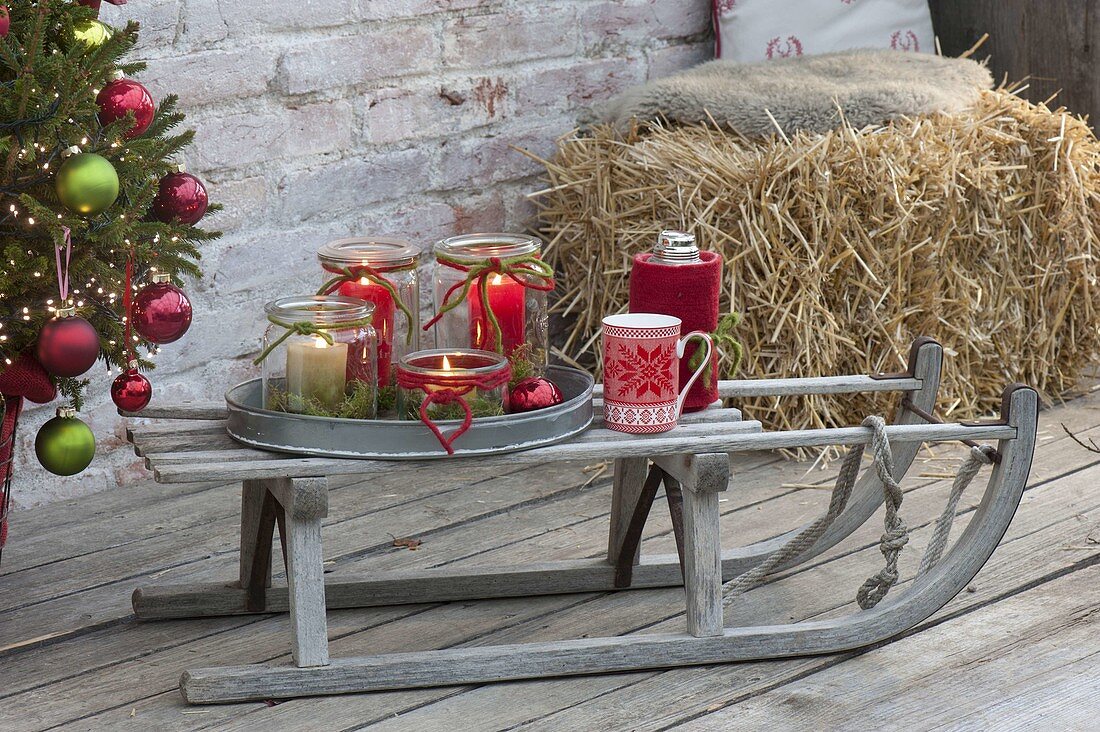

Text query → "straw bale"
[529,90,1100,436]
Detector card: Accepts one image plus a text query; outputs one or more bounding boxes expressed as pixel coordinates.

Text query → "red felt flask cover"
[628,251,722,412]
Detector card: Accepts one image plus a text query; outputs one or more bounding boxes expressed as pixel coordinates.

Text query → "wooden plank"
[119,400,227,420]
[929,0,1096,125]
[592,375,922,399]
[681,487,723,637]
[149,422,1014,483]
[607,458,651,567]
[239,480,275,596]
[284,505,329,668]
[672,562,1100,731]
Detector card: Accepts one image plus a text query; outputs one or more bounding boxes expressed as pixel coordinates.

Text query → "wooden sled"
[123,337,1037,704]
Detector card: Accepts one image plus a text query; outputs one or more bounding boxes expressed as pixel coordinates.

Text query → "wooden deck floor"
[3,389,1100,731]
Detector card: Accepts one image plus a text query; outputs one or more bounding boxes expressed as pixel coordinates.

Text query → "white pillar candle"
[285,336,348,413]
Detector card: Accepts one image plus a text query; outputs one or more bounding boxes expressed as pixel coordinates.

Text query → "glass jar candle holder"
[259,296,377,419]
[428,234,553,379]
[396,349,511,453]
[317,237,420,398]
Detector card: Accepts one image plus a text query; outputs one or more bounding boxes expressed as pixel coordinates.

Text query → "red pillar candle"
[332,276,397,384]
[318,238,420,388]
[468,273,526,357]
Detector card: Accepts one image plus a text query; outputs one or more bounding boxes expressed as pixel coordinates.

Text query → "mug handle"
[675,331,714,418]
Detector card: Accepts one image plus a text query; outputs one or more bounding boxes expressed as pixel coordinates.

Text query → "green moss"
[400,391,505,421]
[267,380,377,420]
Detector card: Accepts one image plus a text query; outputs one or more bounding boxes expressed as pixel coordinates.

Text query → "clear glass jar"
[260,296,377,419]
[396,348,510,422]
[317,237,420,393]
[430,234,550,377]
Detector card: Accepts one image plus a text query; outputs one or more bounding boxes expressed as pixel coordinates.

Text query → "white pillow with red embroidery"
[713,0,935,62]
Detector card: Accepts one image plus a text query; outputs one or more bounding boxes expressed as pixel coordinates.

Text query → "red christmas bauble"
[132,278,193,344]
[36,313,100,378]
[151,172,208,225]
[508,377,564,413]
[0,6,10,38]
[97,76,155,139]
[111,366,153,412]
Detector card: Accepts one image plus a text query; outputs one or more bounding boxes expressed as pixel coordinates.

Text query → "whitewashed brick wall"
[10,0,712,507]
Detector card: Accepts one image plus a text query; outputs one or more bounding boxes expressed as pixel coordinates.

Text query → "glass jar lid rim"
[435,233,541,261]
[264,295,374,326]
[317,236,420,267]
[398,348,510,375]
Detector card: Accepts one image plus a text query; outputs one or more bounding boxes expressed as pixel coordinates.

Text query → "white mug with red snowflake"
[601,314,714,434]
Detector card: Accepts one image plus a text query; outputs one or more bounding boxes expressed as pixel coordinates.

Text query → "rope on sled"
[722,416,996,610]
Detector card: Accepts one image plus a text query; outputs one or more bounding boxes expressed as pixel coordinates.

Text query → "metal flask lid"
[653,230,701,264]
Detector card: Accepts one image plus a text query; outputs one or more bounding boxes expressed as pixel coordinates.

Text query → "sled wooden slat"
[144,421,1013,484]
[124,338,1036,705]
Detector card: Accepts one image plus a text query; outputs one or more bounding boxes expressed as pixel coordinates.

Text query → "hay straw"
[528,90,1100,441]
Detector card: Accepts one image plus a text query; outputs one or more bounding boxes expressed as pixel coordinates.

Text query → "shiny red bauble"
[508,377,564,414]
[151,171,208,225]
[132,279,193,344]
[97,76,155,139]
[111,367,153,412]
[0,6,10,38]
[36,313,100,377]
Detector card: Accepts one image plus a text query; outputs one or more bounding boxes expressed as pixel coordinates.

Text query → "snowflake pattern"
[609,341,675,400]
[890,30,919,52]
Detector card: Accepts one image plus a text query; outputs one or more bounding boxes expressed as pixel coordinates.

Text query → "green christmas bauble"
[55,153,119,216]
[35,410,96,477]
[73,19,112,47]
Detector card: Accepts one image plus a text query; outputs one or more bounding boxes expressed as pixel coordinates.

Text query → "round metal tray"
[225,365,595,460]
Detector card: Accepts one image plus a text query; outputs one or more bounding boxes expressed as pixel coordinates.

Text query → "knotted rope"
[422,254,554,354]
[722,416,997,611]
[396,364,511,455]
[918,444,997,574]
[318,263,417,346]
[854,416,907,609]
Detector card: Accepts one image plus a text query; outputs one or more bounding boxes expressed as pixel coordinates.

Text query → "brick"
[217,0,357,33]
[278,25,438,95]
[277,146,435,223]
[359,0,482,21]
[365,78,511,144]
[647,40,714,79]
[433,120,568,190]
[203,176,268,233]
[516,57,645,112]
[139,48,278,107]
[188,100,354,171]
[443,8,578,68]
[581,0,713,50]
[103,0,181,50]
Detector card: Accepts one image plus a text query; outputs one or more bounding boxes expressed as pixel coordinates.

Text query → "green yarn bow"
[317,264,417,346]
[253,317,374,365]
[688,312,744,382]
[422,254,555,354]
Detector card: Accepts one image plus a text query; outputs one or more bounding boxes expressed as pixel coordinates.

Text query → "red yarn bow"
[396,365,511,455]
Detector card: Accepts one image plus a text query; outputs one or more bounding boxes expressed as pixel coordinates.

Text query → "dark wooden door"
[929,0,1097,123]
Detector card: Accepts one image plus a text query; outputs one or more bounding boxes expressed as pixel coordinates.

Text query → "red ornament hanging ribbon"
[37,228,100,378]
[423,255,554,354]
[396,363,511,455]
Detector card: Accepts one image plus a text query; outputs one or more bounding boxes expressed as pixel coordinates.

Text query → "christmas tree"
[0,0,216,500]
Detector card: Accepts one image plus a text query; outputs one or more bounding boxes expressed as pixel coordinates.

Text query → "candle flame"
[359,276,370,285]
[491,274,503,286]
[311,335,329,349]
[442,355,452,371]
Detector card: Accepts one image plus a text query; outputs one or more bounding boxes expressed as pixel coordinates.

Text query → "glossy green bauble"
[35,414,96,476]
[55,153,119,216]
[73,19,112,47]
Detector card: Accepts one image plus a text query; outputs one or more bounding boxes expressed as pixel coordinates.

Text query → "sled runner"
[123,337,1037,704]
